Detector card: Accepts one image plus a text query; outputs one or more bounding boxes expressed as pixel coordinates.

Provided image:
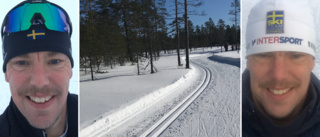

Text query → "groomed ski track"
[80,53,240,137]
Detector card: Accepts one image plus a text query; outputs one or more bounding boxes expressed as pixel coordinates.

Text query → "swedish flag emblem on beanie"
[245,0,316,58]
[27,29,46,40]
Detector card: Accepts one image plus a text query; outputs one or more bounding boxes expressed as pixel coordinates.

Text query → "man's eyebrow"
[15,54,30,58]
[47,52,60,57]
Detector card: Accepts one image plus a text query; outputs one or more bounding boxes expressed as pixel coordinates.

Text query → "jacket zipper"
[42,130,47,137]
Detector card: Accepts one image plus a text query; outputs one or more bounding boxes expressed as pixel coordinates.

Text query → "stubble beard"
[17,86,66,129]
[255,78,305,125]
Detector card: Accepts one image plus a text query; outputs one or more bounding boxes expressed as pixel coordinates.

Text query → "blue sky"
[165,0,237,27]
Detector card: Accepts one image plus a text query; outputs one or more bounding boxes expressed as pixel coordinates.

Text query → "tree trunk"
[89,57,94,81]
[137,54,140,75]
[148,33,154,74]
[122,7,133,62]
[175,0,181,66]
[84,57,87,74]
[184,0,190,69]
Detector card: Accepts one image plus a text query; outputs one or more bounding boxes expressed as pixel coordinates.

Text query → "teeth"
[29,96,52,103]
[270,89,290,95]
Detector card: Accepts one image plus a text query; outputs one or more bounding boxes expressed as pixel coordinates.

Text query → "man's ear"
[311,59,315,70]
[70,70,73,79]
[5,72,9,82]
[246,58,251,71]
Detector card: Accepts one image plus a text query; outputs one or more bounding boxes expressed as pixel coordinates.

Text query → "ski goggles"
[1,1,72,37]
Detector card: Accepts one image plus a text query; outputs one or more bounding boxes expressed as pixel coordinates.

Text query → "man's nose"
[30,63,49,88]
[270,54,288,81]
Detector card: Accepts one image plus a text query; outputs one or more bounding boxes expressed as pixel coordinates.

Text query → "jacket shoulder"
[304,122,320,137]
[67,93,78,137]
[69,93,78,102]
[0,106,12,136]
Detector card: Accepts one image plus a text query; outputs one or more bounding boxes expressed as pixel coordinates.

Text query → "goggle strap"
[1,16,7,38]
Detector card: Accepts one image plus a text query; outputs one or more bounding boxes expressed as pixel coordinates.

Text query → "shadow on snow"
[208,53,240,68]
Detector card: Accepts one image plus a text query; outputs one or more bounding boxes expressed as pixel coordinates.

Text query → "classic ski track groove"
[140,61,212,137]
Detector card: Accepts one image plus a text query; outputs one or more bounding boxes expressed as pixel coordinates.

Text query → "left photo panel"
[0,0,79,136]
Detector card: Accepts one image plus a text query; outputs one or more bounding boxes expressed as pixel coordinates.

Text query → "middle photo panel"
[79,0,241,136]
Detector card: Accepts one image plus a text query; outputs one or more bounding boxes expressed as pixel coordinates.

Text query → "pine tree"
[229,0,240,50]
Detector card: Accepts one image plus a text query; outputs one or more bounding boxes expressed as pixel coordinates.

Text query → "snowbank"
[80,65,197,136]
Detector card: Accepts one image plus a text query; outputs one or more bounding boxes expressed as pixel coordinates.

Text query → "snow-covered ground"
[80,53,190,129]
[80,47,240,136]
[161,51,240,137]
[215,50,240,58]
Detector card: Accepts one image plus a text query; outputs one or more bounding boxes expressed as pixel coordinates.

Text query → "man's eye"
[255,54,270,58]
[290,54,304,59]
[16,61,27,66]
[49,59,61,64]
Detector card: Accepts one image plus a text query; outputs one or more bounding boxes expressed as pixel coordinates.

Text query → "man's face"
[5,51,72,129]
[247,51,314,122]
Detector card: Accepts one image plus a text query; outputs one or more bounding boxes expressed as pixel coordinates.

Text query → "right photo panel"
[242,0,320,136]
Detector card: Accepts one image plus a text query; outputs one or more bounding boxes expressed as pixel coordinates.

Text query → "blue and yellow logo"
[266,11,284,34]
[27,29,45,40]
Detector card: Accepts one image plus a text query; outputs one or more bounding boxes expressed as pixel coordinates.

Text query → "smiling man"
[0,0,78,137]
[242,0,320,136]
